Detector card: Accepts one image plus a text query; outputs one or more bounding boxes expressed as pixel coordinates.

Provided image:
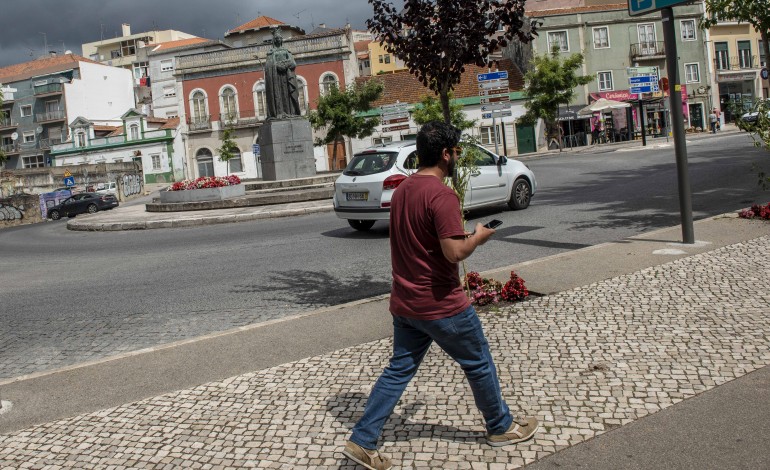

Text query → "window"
[23,131,35,143]
[715,42,729,70]
[738,41,752,68]
[547,31,569,52]
[191,91,208,121]
[163,86,176,98]
[253,81,267,119]
[220,87,237,121]
[680,20,696,41]
[480,126,501,146]
[593,27,609,49]
[160,59,174,72]
[196,148,214,177]
[597,71,613,91]
[760,40,766,67]
[76,131,86,147]
[22,155,45,168]
[110,49,121,59]
[378,55,384,64]
[151,154,161,170]
[228,149,243,173]
[372,136,392,146]
[384,54,391,64]
[133,61,148,79]
[685,63,700,83]
[637,24,656,54]
[20,105,32,117]
[129,123,140,140]
[296,77,308,115]
[321,74,339,96]
[474,147,497,166]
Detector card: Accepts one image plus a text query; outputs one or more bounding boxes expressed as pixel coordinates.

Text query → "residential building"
[527,1,712,136]
[355,41,372,76]
[368,41,407,75]
[50,109,178,184]
[707,19,768,122]
[354,60,535,156]
[175,19,359,179]
[0,54,134,170]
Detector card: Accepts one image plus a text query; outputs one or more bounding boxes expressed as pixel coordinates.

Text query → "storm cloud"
[0,0,373,68]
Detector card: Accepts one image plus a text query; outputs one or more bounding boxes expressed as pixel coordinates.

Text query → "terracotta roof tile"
[354,41,370,53]
[148,37,208,52]
[93,125,119,132]
[0,53,101,83]
[160,117,180,129]
[356,59,525,108]
[528,3,627,17]
[227,16,285,34]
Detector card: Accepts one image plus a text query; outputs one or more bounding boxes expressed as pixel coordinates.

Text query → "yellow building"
[367,41,407,75]
[707,20,767,122]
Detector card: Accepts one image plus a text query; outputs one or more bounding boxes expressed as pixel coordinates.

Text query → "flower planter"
[159,184,245,203]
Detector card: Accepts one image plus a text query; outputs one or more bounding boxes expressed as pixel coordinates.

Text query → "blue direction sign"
[252,144,260,155]
[630,85,659,94]
[477,71,508,82]
[63,176,75,187]
[629,75,657,84]
[628,0,689,16]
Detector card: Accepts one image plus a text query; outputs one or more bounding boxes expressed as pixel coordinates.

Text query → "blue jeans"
[349,305,512,449]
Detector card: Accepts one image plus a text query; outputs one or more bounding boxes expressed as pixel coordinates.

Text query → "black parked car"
[48,193,119,220]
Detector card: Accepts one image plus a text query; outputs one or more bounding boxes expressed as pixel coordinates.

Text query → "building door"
[515,124,536,154]
[637,24,656,55]
[327,140,346,171]
[689,103,704,131]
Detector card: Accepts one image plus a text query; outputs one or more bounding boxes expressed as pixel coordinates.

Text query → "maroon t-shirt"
[389,174,471,320]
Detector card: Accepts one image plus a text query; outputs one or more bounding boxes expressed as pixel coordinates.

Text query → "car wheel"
[87,204,98,214]
[508,178,532,210]
[49,210,61,220]
[348,219,376,231]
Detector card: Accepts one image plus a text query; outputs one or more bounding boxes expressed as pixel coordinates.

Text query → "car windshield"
[343,151,398,176]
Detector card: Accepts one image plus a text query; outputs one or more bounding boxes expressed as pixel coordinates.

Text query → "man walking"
[341,122,538,470]
[709,109,718,133]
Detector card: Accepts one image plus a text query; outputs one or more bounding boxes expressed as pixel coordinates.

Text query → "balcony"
[50,129,172,154]
[1,92,14,104]
[188,115,212,132]
[630,42,666,60]
[1,142,20,154]
[714,55,758,71]
[38,137,64,149]
[220,112,260,129]
[33,83,63,96]
[0,117,17,129]
[35,110,66,123]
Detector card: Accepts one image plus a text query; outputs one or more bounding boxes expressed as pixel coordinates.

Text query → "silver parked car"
[333,141,537,231]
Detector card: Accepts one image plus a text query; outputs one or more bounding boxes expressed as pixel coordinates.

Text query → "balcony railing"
[188,115,212,131]
[35,110,66,122]
[220,112,260,128]
[0,143,20,154]
[50,129,172,153]
[0,117,16,128]
[38,137,64,149]
[33,83,63,95]
[630,41,666,59]
[714,55,758,71]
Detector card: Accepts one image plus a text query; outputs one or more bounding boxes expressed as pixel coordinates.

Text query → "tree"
[702,0,770,98]
[520,48,594,149]
[217,118,239,173]
[367,0,537,124]
[309,79,384,170]
[411,92,476,131]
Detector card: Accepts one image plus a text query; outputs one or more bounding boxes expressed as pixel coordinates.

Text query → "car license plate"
[346,192,368,201]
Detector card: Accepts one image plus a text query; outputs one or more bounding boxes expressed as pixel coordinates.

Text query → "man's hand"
[441,223,496,263]
[472,222,495,245]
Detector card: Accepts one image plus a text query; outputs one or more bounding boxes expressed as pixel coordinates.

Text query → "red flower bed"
[738,203,770,220]
[463,271,529,306]
[168,175,241,191]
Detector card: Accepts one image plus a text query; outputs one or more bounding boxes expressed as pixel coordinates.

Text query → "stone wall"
[0,194,43,228]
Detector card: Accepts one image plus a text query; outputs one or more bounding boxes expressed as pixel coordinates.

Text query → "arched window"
[296,76,309,115]
[196,148,214,177]
[220,86,238,122]
[320,73,339,96]
[227,147,243,174]
[129,124,140,140]
[191,91,208,122]
[253,81,267,120]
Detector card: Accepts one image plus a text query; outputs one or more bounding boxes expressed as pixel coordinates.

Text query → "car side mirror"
[497,156,507,165]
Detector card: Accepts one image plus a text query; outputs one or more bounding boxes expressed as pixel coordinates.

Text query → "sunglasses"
[452,146,463,156]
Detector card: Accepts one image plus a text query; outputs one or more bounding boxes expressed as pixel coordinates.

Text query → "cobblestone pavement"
[1,236,768,468]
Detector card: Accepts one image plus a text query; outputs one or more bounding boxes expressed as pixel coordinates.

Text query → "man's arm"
[439,223,495,263]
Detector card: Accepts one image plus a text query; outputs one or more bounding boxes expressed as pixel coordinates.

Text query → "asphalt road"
[0,133,766,379]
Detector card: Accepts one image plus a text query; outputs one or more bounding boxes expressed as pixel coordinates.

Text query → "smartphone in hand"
[483,219,503,229]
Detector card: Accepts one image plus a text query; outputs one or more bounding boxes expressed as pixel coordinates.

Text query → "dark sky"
[0,0,373,68]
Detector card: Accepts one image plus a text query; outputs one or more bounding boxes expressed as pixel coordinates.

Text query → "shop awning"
[557,105,590,121]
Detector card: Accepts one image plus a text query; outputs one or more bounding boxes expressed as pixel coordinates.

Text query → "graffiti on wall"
[121,174,143,198]
[0,203,24,221]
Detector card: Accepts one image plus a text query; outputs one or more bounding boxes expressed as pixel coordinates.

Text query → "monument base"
[258,119,317,181]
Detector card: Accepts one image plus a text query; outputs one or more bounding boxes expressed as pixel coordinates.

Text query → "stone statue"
[264,29,301,119]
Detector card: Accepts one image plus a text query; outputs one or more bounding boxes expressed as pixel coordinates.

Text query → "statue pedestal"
[258,119,317,181]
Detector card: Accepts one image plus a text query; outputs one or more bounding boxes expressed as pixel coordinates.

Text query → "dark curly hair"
[416,121,461,168]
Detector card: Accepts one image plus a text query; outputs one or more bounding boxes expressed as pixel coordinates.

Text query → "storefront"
[557,105,591,147]
[588,88,693,139]
[717,71,759,122]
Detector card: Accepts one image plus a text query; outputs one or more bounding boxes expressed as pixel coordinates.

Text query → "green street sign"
[628,0,689,16]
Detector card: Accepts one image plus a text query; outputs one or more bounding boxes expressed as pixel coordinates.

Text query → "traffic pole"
[662,7,695,244]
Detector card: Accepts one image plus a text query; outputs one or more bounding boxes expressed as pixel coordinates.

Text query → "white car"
[333,141,537,231]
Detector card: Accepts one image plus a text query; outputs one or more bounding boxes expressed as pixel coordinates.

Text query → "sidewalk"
[1,214,768,468]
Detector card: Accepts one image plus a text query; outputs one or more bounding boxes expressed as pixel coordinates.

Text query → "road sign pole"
[662,7,694,244]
